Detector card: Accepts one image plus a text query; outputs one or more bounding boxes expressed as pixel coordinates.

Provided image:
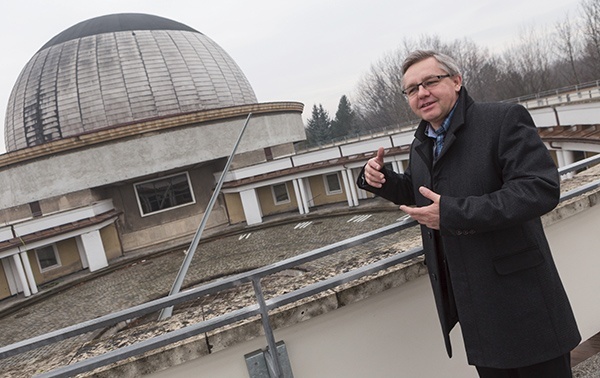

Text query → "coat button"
[427,231,432,239]
[431,273,437,281]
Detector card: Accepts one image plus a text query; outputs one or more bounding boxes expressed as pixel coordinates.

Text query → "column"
[240,188,263,225]
[79,230,109,272]
[12,254,31,297]
[76,237,90,269]
[393,160,405,174]
[292,179,306,215]
[298,178,310,214]
[340,170,354,207]
[20,251,38,294]
[345,168,360,206]
[557,150,576,179]
[355,167,369,200]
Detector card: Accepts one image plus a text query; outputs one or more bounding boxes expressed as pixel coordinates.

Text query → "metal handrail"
[557,154,600,175]
[503,79,600,104]
[32,247,424,378]
[2,157,600,377]
[0,218,418,362]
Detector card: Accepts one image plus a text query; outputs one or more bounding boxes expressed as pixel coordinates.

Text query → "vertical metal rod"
[159,113,253,320]
[252,278,283,378]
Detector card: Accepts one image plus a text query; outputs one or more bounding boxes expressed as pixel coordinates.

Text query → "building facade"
[0,14,306,300]
[1,13,599,302]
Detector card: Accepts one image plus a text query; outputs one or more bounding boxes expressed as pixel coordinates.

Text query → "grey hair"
[401,50,461,77]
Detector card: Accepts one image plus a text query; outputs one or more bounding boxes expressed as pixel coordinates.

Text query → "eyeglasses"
[402,74,451,98]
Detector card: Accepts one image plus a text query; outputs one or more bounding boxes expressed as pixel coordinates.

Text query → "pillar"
[20,251,38,294]
[298,178,310,214]
[292,179,306,215]
[12,254,31,297]
[240,188,263,225]
[340,170,354,207]
[79,230,109,272]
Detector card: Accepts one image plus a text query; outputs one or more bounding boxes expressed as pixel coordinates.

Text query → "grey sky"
[0,0,581,153]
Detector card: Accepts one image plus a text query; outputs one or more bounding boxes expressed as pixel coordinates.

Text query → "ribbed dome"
[4,13,257,152]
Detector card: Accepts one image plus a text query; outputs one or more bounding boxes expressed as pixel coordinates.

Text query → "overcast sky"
[0,0,582,153]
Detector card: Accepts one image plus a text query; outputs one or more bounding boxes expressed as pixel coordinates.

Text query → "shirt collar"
[425,97,459,138]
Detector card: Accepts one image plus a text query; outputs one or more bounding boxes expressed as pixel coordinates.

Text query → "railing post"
[252,278,284,378]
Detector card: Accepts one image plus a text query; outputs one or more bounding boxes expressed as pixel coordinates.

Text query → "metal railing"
[558,154,600,202]
[1,156,600,377]
[502,79,600,105]
[0,217,421,377]
[298,80,600,154]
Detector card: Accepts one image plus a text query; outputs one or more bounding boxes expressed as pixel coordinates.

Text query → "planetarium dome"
[4,13,258,152]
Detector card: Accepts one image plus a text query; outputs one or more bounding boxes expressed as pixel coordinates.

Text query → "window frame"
[323,172,343,195]
[35,244,61,272]
[271,183,291,205]
[134,172,196,217]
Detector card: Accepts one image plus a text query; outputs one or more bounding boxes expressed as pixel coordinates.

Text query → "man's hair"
[401,50,462,77]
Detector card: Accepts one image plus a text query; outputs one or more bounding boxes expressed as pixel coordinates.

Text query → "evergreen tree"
[305,104,331,146]
[330,95,357,139]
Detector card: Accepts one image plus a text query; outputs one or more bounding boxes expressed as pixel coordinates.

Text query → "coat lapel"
[414,122,434,171]
[433,88,470,164]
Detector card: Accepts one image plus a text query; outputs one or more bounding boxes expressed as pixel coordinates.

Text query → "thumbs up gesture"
[364,147,386,188]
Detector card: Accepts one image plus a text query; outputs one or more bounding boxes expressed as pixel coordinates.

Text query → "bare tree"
[580,0,600,78]
[353,50,413,132]
[351,10,600,132]
[502,25,555,95]
[554,13,582,84]
[354,35,503,131]
[444,39,501,101]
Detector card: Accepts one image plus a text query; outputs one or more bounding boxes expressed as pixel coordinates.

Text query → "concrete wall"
[544,196,600,342]
[100,224,123,261]
[0,263,10,299]
[230,142,297,170]
[0,111,305,210]
[26,238,83,284]
[108,163,229,253]
[223,193,245,225]
[527,100,600,127]
[256,182,298,217]
[307,174,346,207]
[145,266,478,378]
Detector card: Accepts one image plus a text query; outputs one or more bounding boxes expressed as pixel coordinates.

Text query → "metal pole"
[159,113,253,320]
[252,278,283,378]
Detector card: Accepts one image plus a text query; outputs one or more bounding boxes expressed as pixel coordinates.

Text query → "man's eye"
[425,79,439,87]
[407,87,418,95]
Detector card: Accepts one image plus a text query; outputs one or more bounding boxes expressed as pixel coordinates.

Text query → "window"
[324,173,342,195]
[134,172,195,216]
[264,147,273,161]
[29,201,42,217]
[272,183,290,204]
[36,245,60,271]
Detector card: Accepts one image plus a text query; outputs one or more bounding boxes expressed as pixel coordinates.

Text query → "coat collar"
[413,87,473,166]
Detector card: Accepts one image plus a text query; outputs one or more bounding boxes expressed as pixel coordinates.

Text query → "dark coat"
[357,88,580,368]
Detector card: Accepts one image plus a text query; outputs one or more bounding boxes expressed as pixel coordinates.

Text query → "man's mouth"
[420,101,436,109]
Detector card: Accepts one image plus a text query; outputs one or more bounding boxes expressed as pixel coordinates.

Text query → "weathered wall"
[0,111,305,210]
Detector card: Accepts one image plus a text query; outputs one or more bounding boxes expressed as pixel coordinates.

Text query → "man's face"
[402,57,462,130]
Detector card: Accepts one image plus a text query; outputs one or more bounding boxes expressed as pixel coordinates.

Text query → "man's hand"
[364,147,386,188]
[400,186,441,230]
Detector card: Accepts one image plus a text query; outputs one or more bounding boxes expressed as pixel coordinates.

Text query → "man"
[357,50,581,377]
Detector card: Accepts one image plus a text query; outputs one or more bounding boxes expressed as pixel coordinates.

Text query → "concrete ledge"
[82,258,427,377]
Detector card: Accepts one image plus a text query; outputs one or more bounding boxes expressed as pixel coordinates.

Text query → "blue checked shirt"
[426,100,459,160]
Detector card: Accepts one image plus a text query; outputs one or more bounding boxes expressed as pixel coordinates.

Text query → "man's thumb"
[376,147,385,163]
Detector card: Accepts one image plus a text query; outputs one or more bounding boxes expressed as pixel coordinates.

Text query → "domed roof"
[4,13,257,152]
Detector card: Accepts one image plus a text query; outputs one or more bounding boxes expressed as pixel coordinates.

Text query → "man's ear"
[453,75,463,91]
